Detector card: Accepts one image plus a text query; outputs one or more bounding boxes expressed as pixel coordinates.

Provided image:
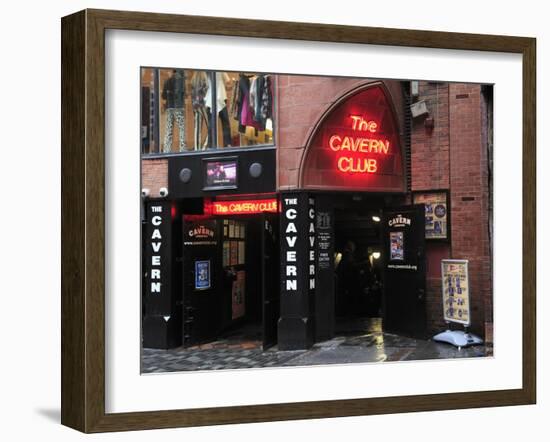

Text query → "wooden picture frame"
[61,8,536,433]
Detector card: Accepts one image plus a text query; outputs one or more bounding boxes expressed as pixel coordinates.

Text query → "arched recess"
[298,82,406,193]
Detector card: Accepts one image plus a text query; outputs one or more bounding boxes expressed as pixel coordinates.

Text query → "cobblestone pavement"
[141,318,492,374]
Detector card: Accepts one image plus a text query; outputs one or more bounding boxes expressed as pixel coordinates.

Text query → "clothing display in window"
[233,74,273,136]
[206,72,232,147]
[235,74,260,135]
[143,68,275,152]
[162,69,186,152]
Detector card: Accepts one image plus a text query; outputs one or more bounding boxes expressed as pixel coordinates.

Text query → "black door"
[262,213,280,349]
[382,205,426,337]
[182,220,220,347]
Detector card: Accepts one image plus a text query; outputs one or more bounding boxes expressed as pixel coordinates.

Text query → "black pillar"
[142,199,182,349]
[278,193,316,350]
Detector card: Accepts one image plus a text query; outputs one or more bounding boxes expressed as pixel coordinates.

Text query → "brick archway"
[298,82,406,192]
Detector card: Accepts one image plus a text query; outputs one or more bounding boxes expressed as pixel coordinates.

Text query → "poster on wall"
[238,241,245,265]
[389,231,404,260]
[223,219,228,237]
[231,270,246,320]
[441,259,470,325]
[413,191,448,240]
[194,260,211,290]
[222,241,230,267]
[230,241,238,265]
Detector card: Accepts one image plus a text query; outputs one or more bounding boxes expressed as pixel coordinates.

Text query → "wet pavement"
[141,318,492,374]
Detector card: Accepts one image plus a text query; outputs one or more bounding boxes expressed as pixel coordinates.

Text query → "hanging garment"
[218,106,232,147]
[162,69,187,151]
[235,75,249,134]
[193,106,209,150]
[205,72,232,147]
[163,108,186,152]
[162,69,185,109]
[191,71,208,109]
[229,79,240,120]
[205,72,230,112]
[191,72,209,150]
[237,75,261,134]
[260,75,273,127]
[253,75,265,125]
[249,76,258,118]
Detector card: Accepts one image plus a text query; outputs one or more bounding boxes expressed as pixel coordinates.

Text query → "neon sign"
[329,114,390,174]
[301,84,404,192]
[212,198,278,215]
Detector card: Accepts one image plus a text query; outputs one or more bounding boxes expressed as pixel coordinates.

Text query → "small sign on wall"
[194,260,211,290]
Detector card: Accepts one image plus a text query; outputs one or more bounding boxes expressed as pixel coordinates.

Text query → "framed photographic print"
[61,9,536,433]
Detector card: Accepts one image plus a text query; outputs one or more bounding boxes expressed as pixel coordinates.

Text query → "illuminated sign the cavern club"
[212,198,278,215]
[328,114,390,174]
[300,84,404,192]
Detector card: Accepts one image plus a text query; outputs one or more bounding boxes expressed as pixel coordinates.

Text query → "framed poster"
[413,190,450,240]
[61,8,535,433]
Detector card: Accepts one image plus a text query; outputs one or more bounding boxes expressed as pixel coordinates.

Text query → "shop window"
[141,68,275,154]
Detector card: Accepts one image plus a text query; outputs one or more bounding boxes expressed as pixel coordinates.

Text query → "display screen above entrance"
[300,84,405,192]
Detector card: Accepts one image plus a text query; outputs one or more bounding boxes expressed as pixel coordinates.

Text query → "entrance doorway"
[381,205,427,337]
[334,206,383,334]
[331,196,427,339]
[181,211,280,350]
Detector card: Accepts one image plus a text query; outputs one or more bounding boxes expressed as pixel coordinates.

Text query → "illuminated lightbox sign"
[212,198,278,215]
[301,84,404,192]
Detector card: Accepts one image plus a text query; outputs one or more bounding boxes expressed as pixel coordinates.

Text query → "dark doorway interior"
[218,217,263,348]
[182,212,279,350]
[334,203,383,333]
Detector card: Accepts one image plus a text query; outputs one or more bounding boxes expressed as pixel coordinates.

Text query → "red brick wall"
[410,82,492,339]
[411,82,452,335]
[276,76,404,189]
[411,82,450,190]
[141,158,168,198]
[449,83,491,339]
